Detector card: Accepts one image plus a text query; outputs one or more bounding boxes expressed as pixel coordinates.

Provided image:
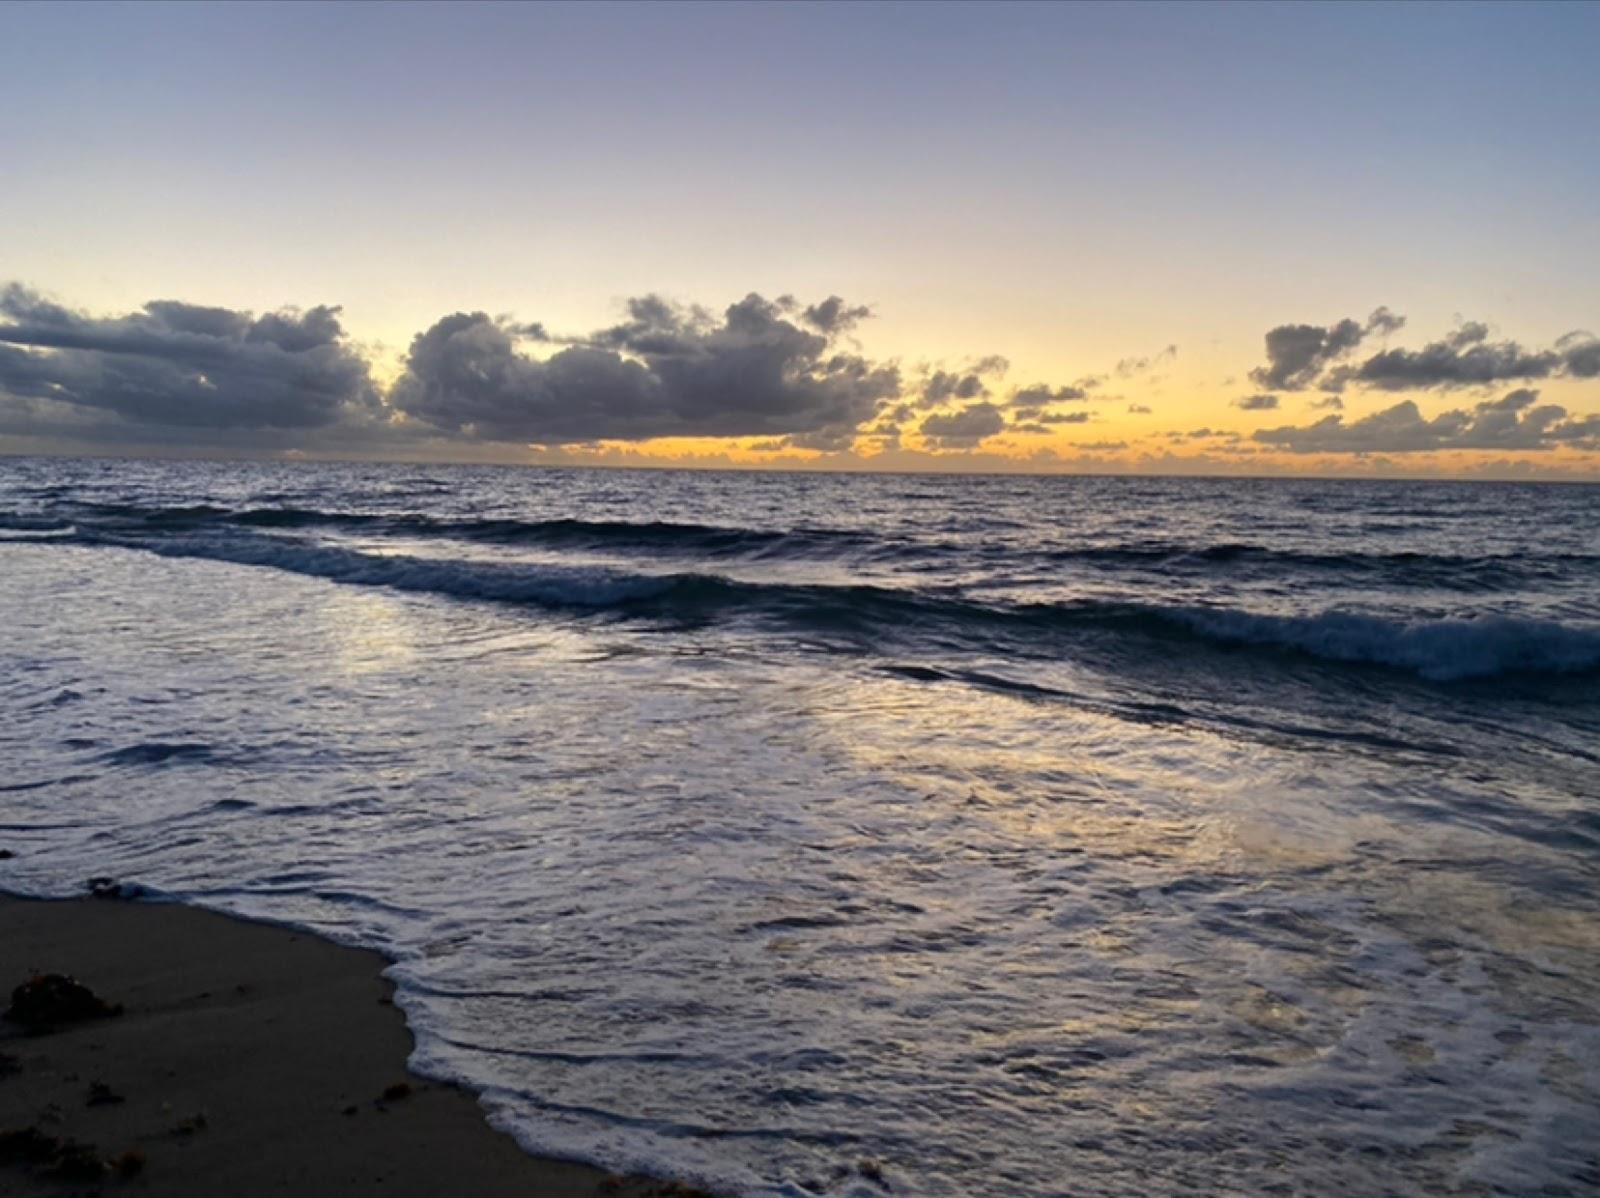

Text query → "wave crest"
[32,525,1600,682]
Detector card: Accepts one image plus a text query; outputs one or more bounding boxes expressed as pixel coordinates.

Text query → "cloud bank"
[391,293,901,450]
[1254,390,1600,454]
[0,284,381,447]
[1250,306,1599,394]
[1,283,1596,473]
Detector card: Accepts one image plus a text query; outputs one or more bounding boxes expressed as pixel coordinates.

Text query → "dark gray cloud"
[1250,315,1368,391]
[1311,395,1345,410]
[391,292,900,447]
[921,370,989,405]
[1559,331,1600,378]
[801,295,873,335]
[1252,307,1599,394]
[1009,383,1089,411]
[1234,393,1280,411]
[1365,306,1406,337]
[917,356,1009,409]
[919,401,1005,448]
[0,284,380,439]
[1254,390,1600,454]
[1008,409,1093,434]
[1352,332,1559,390]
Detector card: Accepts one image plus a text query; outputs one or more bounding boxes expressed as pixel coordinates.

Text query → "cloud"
[1559,331,1600,378]
[1251,307,1600,394]
[917,355,1009,409]
[921,369,989,405]
[1310,395,1345,410]
[0,284,381,441]
[1352,331,1559,390]
[1035,410,1091,424]
[1115,344,1177,377]
[1253,389,1600,454]
[1009,383,1089,413]
[1078,440,1129,451]
[391,291,901,447]
[919,401,1005,448]
[1366,306,1406,337]
[1234,393,1280,410]
[800,295,872,335]
[1127,403,1153,414]
[1250,313,1379,391]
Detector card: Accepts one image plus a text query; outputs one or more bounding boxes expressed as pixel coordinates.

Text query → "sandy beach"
[0,895,694,1197]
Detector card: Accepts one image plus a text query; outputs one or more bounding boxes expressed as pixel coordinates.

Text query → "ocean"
[2,456,1598,1196]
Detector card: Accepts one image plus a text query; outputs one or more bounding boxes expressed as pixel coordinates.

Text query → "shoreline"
[0,894,701,1197]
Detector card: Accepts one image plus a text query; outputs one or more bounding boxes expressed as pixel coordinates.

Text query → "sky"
[1,0,1597,477]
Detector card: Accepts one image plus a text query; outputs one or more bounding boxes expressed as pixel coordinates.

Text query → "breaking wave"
[35,524,1600,681]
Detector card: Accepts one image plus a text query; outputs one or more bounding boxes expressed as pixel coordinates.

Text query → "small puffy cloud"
[1559,331,1600,378]
[1127,403,1153,414]
[1311,395,1345,410]
[1009,383,1089,411]
[1489,387,1539,412]
[1234,393,1280,410]
[1366,306,1406,337]
[391,291,900,447]
[0,284,381,440]
[1253,390,1600,454]
[1250,315,1367,390]
[919,401,1005,448]
[918,355,1009,409]
[1078,440,1129,451]
[922,369,989,405]
[1036,410,1091,424]
[801,295,872,335]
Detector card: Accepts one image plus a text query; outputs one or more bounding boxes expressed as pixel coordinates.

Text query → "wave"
[34,526,1600,681]
[22,501,1600,588]
[1162,608,1600,681]
[1035,541,1595,590]
[40,502,879,561]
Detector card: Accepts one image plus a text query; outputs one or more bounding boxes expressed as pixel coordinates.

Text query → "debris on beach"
[643,1182,718,1198]
[380,1081,413,1103]
[856,1159,890,1189]
[166,1112,208,1138]
[0,1052,19,1078]
[0,1125,110,1181]
[4,973,123,1029]
[48,1139,107,1181]
[0,849,16,860]
[86,876,145,901]
[0,1125,62,1165]
[86,1080,125,1106]
[113,1147,146,1178]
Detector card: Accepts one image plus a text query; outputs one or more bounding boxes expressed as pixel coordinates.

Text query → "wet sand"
[0,895,698,1196]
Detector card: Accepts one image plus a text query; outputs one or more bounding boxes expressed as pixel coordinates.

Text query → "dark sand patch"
[0,896,707,1196]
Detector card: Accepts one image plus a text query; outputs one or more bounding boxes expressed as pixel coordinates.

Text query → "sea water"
[2,457,1597,1195]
